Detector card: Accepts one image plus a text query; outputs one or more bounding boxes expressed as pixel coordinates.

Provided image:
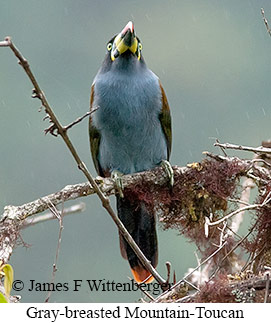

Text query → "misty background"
[1,0,271,302]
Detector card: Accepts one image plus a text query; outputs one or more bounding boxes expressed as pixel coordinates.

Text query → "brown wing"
[159,81,172,160]
[89,84,104,176]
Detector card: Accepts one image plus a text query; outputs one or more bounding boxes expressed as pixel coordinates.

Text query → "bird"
[89,21,172,283]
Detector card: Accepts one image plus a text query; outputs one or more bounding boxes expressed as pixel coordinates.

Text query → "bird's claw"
[161,160,174,187]
[111,170,124,198]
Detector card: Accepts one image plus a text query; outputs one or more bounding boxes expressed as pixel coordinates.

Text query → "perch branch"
[2,152,256,224]
[1,167,182,222]
[0,153,260,272]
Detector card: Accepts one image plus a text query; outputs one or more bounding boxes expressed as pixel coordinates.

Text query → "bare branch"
[45,202,64,303]
[63,108,98,132]
[207,204,259,227]
[214,141,271,155]
[264,272,270,303]
[0,38,10,47]
[261,8,271,37]
[21,202,85,228]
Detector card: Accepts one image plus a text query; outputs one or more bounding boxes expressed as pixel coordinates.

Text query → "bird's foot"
[161,160,174,187]
[111,170,124,198]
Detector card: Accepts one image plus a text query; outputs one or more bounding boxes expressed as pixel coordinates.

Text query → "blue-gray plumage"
[89,21,172,282]
[92,57,167,175]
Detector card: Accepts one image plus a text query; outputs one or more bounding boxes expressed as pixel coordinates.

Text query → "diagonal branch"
[63,109,98,132]
[261,8,271,37]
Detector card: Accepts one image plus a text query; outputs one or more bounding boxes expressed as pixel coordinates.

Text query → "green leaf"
[0,292,8,303]
[2,264,14,298]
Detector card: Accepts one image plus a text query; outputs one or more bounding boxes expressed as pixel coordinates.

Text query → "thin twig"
[21,202,85,228]
[63,109,98,132]
[0,39,10,47]
[264,273,270,303]
[242,245,266,272]
[214,141,271,155]
[251,158,271,168]
[209,222,257,280]
[228,198,250,206]
[155,241,227,302]
[218,221,227,247]
[1,36,166,285]
[261,8,271,37]
[165,261,171,284]
[208,187,271,229]
[45,202,64,302]
[215,138,227,157]
[207,204,259,227]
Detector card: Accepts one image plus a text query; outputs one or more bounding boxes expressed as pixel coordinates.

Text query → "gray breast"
[92,68,167,174]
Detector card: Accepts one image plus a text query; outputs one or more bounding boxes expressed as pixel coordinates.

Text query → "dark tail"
[116,195,158,283]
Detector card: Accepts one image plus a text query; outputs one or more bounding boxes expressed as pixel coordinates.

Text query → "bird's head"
[100,21,144,71]
[107,21,142,62]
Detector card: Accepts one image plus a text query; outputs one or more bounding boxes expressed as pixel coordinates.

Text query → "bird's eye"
[107,43,112,51]
[138,43,142,51]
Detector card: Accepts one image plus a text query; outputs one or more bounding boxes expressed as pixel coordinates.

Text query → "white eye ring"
[107,43,112,51]
[138,43,142,50]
